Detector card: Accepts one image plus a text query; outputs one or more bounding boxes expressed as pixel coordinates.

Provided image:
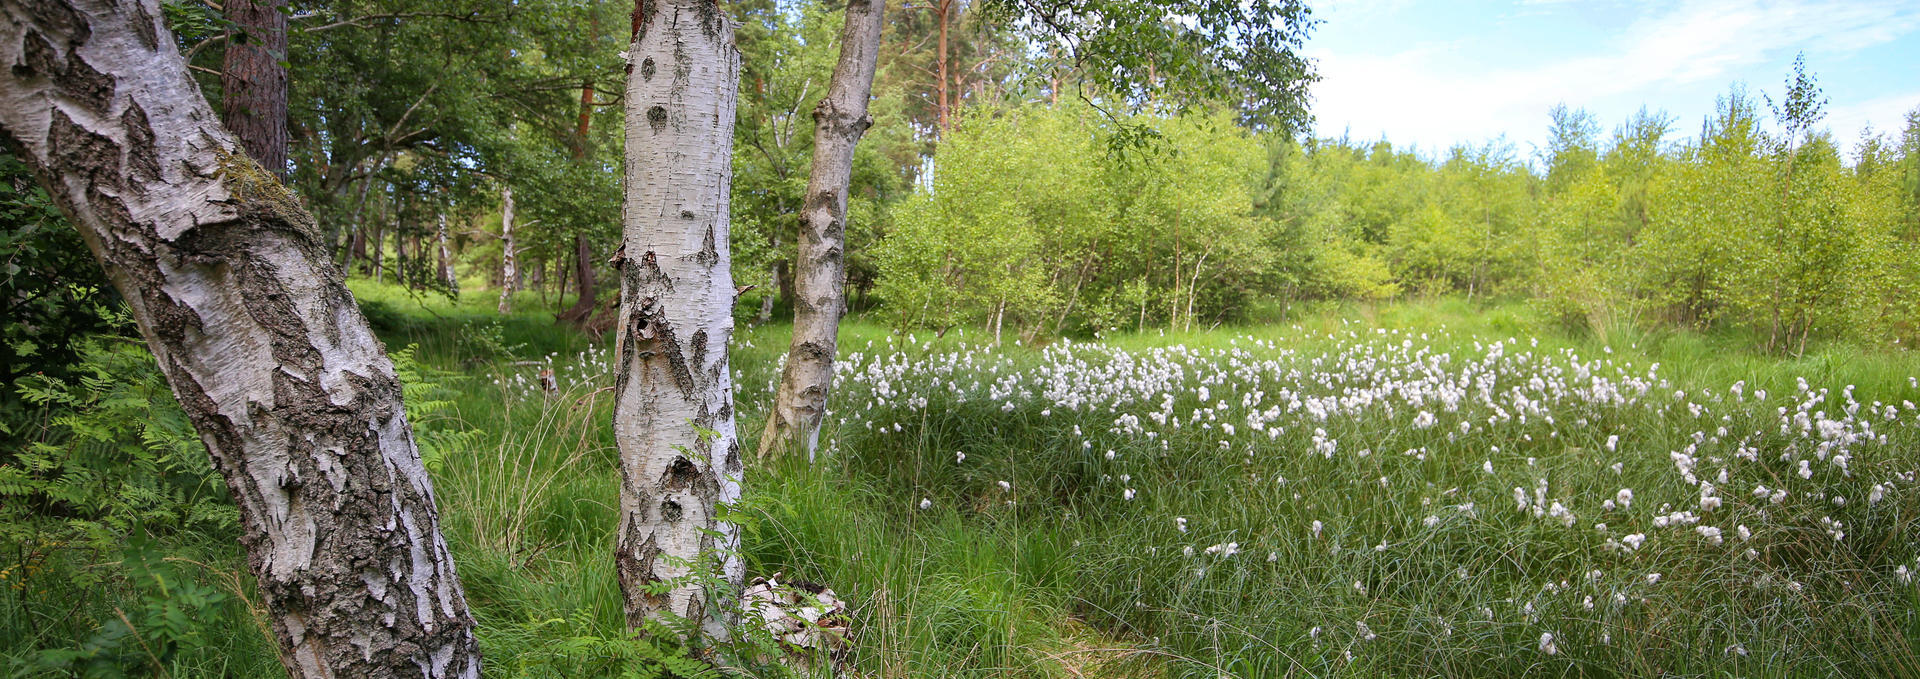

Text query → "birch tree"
[613,0,747,640]
[0,1,481,676]
[761,0,885,458]
[498,184,518,313]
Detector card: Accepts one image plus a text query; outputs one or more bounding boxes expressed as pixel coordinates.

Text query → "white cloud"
[1309,0,1920,151]
[1827,91,1920,142]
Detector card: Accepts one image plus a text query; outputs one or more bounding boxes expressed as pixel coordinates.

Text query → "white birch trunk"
[760,0,884,459]
[496,185,516,314]
[437,212,453,285]
[613,0,745,641]
[0,2,480,676]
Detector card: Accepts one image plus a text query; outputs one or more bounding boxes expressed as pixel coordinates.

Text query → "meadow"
[8,282,1920,678]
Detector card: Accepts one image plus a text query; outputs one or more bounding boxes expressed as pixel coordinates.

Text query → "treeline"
[880,89,1920,352]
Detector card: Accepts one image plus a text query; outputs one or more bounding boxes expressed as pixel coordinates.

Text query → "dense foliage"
[874,91,1920,353]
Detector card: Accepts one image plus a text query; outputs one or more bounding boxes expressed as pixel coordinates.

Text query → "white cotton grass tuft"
[1539,632,1559,656]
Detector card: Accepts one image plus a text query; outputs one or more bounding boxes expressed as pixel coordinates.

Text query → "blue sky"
[1302,0,1920,159]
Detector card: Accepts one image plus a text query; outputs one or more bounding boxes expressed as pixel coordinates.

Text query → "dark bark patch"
[21,0,90,48]
[120,102,160,185]
[17,30,60,80]
[660,499,683,522]
[689,329,707,374]
[641,57,656,81]
[662,456,701,490]
[682,224,718,268]
[48,108,124,195]
[647,105,667,133]
[55,48,116,115]
[724,440,742,474]
[130,2,161,51]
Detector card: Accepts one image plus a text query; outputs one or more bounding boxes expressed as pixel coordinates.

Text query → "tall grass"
[9,288,1920,677]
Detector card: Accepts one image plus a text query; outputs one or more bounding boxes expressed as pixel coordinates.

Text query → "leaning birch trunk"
[614,0,745,641]
[497,184,517,314]
[760,0,885,459]
[0,2,481,677]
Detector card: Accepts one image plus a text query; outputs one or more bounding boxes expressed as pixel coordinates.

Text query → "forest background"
[5,0,1910,380]
[6,0,1920,676]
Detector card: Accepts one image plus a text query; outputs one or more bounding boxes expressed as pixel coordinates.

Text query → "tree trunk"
[0,3,481,676]
[437,212,453,285]
[755,253,778,326]
[497,185,517,313]
[760,0,884,459]
[935,0,952,134]
[558,233,598,323]
[614,0,745,641]
[219,0,288,178]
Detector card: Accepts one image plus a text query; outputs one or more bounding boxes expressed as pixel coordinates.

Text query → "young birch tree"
[613,0,747,640]
[0,1,481,676]
[761,0,885,458]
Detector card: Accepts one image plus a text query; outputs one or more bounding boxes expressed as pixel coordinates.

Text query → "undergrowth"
[7,286,1920,678]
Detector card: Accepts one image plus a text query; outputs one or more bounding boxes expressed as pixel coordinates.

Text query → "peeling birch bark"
[497,184,516,314]
[0,2,481,676]
[613,0,746,641]
[761,0,884,459]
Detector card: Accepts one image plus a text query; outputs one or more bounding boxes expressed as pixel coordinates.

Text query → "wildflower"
[1123,488,1137,500]
[1898,565,1913,584]
[1483,460,1494,474]
[1787,581,1803,592]
[1610,462,1624,474]
[1871,484,1886,506]
[1594,523,1607,533]
[1737,525,1752,541]
[1586,569,1604,582]
[1354,581,1367,596]
[1798,460,1813,479]
[1539,632,1559,656]
[1175,517,1188,533]
[1375,540,1389,552]
[1753,484,1771,499]
[1696,526,1723,545]
[1583,596,1594,610]
[1607,435,1620,452]
[998,480,1012,492]
[1357,620,1377,640]
[1311,520,1324,538]
[1267,551,1278,562]
[1549,502,1576,528]
[955,451,966,463]
[919,498,932,510]
[1622,533,1646,551]
[1183,546,1195,557]
[1105,450,1116,461]
[1424,515,1440,528]
[1616,488,1633,509]
[1646,573,1662,584]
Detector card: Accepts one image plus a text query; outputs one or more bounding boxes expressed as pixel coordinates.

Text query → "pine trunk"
[0,2,481,676]
[219,0,288,177]
[760,0,884,459]
[614,0,745,641]
[559,233,598,323]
